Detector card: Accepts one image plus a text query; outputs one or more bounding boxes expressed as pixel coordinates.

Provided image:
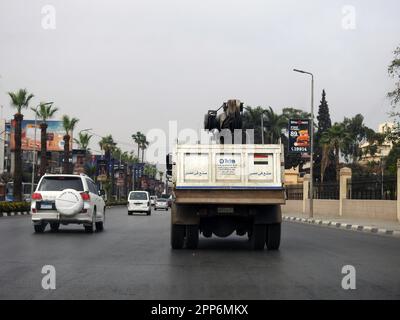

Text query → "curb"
[283,215,400,238]
[0,211,31,218]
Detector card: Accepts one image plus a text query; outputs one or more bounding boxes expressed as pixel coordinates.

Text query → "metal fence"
[285,184,303,200]
[313,182,340,200]
[347,176,397,200]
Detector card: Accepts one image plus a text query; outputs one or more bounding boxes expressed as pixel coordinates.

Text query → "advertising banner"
[97,159,108,182]
[288,119,310,153]
[10,120,69,152]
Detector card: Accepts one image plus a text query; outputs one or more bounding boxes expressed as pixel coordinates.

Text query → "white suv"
[31,174,106,233]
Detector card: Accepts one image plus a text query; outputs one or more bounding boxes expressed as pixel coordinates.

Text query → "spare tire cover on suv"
[55,189,84,216]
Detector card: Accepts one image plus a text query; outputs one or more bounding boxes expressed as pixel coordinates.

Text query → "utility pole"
[293,68,314,218]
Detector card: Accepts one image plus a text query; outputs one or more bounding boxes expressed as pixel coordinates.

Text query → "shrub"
[0,202,31,214]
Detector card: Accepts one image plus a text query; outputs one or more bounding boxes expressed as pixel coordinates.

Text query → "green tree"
[320,123,351,182]
[132,131,145,160]
[385,143,400,175]
[281,107,310,121]
[99,135,116,162]
[388,45,400,107]
[61,115,79,174]
[262,107,287,144]
[242,106,264,143]
[32,102,58,176]
[74,132,92,151]
[314,90,335,182]
[144,164,157,178]
[341,114,371,163]
[99,135,116,198]
[8,89,34,201]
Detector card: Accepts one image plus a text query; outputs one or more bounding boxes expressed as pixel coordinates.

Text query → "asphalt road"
[0,206,399,299]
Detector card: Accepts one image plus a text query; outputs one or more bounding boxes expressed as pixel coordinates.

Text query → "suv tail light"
[32,193,42,201]
[80,192,90,201]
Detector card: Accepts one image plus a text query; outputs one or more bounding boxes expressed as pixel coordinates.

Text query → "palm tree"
[74,132,92,151]
[140,136,149,163]
[99,135,116,163]
[99,135,116,198]
[132,131,145,160]
[320,123,351,182]
[61,115,79,174]
[242,106,264,143]
[263,107,287,144]
[31,102,58,176]
[144,164,157,178]
[8,89,34,201]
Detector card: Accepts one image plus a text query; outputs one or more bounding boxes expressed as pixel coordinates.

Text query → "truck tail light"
[32,193,42,201]
[80,192,90,201]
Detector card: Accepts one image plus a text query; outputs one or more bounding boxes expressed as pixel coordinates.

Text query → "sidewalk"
[283,212,400,237]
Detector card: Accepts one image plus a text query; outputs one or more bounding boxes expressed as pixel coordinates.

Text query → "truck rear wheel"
[266,223,281,250]
[171,224,185,249]
[185,225,199,249]
[251,224,266,250]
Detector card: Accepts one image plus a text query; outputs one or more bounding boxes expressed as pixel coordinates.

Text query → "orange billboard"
[10,120,70,152]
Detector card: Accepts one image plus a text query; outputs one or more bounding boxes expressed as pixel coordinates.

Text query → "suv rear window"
[38,177,84,191]
[129,192,148,200]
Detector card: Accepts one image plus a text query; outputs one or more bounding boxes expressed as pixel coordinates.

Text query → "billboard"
[96,159,108,182]
[10,120,69,152]
[288,119,310,153]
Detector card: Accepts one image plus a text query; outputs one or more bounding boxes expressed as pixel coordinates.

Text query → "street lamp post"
[293,68,314,218]
[30,105,39,196]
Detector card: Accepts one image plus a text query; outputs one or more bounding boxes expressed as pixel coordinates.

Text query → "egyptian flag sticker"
[254,153,269,165]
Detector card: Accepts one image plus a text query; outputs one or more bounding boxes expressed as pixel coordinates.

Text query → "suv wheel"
[147,210,151,216]
[84,217,96,233]
[34,222,47,233]
[50,222,60,232]
[96,211,104,232]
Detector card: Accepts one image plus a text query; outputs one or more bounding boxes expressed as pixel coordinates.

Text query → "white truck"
[168,143,285,250]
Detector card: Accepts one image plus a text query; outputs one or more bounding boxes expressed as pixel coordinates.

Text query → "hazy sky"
[0,0,399,161]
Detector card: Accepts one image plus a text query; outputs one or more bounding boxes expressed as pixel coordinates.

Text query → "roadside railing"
[347,176,396,200]
[313,182,339,200]
[285,184,303,200]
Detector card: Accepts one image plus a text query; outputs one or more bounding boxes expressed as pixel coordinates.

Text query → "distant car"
[154,198,168,211]
[150,195,157,206]
[30,174,106,233]
[128,191,151,215]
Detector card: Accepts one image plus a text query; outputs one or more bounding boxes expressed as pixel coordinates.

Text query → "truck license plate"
[217,207,234,214]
